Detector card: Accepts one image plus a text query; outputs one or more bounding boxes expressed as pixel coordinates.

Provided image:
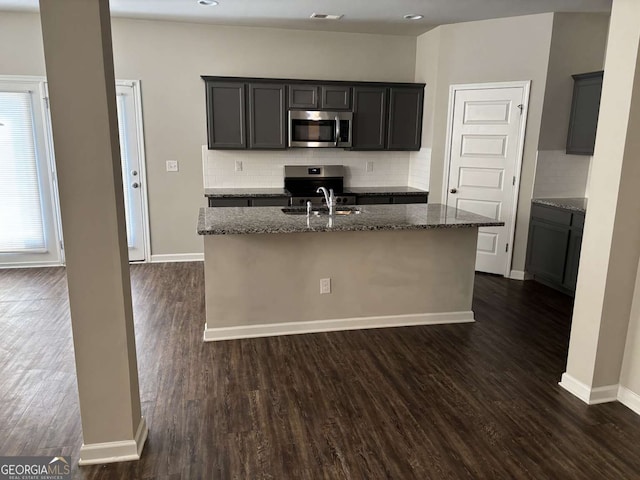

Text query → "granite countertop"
[344,186,429,196]
[204,188,290,198]
[197,203,503,235]
[532,197,587,213]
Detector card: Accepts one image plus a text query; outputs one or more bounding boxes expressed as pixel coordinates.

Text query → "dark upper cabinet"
[321,85,351,110]
[248,83,286,149]
[566,71,604,156]
[289,85,318,109]
[352,87,387,150]
[387,87,424,151]
[205,82,246,149]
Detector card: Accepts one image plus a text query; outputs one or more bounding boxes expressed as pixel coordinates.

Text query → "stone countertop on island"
[197,203,503,235]
[344,186,429,196]
[532,197,587,213]
[204,188,291,198]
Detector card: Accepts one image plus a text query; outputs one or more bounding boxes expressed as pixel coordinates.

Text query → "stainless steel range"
[284,165,356,207]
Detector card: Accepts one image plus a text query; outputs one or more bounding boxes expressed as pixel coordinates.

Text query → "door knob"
[132,182,140,189]
[450,188,458,194]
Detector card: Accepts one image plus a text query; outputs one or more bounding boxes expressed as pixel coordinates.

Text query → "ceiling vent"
[310,13,344,20]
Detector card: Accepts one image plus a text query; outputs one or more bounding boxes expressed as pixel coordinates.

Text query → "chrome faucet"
[317,187,336,215]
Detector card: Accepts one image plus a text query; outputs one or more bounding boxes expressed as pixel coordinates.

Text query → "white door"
[445,84,529,275]
[115,82,148,262]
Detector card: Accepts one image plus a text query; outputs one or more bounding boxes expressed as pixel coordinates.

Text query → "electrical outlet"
[166,160,179,172]
[366,161,374,173]
[320,278,331,294]
[235,160,243,172]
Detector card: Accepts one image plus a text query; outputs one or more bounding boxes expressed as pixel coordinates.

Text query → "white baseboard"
[149,253,203,263]
[618,386,640,415]
[0,261,63,269]
[203,311,475,342]
[509,270,533,281]
[559,373,619,405]
[78,417,148,466]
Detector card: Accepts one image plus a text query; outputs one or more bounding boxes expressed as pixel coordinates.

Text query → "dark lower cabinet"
[205,82,246,149]
[387,87,424,151]
[356,194,428,205]
[208,196,289,207]
[248,83,286,149]
[526,203,585,296]
[352,87,387,150]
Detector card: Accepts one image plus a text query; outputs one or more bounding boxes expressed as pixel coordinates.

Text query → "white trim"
[150,253,204,263]
[78,417,148,466]
[559,373,619,405]
[0,260,62,269]
[442,81,531,278]
[203,311,475,342]
[618,386,640,416]
[508,270,533,281]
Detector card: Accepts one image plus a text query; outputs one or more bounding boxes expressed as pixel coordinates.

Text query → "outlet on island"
[166,160,179,172]
[235,160,243,172]
[320,278,331,294]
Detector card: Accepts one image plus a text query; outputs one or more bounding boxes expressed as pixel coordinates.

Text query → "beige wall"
[414,13,554,272]
[621,256,640,396]
[538,13,609,151]
[0,12,416,256]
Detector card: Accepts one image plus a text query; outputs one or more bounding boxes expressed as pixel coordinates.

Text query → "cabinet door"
[321,85,351,110]
[352,87,387,150]
[250,197,290,207]
[248,83,286,149]
[356,195,392,205]
[526,219,570,285]
[205,82,246,149]
[566,71,603,155]
[563,228,583,293]
[208,198,251,207]
[288,85,318,109]
[391,195,428,204]
[387,87,424,151]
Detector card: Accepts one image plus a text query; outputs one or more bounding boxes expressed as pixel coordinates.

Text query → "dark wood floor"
[1,263,639,479]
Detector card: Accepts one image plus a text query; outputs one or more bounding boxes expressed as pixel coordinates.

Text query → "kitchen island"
[197,203,503,341]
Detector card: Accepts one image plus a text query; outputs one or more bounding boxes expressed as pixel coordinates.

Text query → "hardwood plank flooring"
[1,263,639,479]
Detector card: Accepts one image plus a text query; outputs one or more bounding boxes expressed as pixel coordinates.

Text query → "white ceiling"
[0,0,612,36]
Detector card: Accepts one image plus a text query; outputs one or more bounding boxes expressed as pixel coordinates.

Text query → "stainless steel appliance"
[288,111,353,148]
[284,165,356,206]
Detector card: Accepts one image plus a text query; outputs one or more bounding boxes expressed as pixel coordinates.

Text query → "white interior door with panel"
[444,83,529,275]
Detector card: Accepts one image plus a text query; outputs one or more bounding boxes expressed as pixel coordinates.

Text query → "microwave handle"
[335,116,340,147]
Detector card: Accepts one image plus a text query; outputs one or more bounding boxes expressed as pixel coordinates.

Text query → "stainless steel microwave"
[288,110,353,148]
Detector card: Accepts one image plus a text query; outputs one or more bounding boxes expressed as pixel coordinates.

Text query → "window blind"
[0,91,46,252]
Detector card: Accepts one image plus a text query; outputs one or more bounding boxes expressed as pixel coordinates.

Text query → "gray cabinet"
[321,85,351,110]
[566,71,603,156]
[289,85,318,109]
[387,87,424,151]
[526,203,584,296]
[205,82,246,149]
[248,83,286,149]
[352,87,387,150]
[356,194,428,205]
[208,196,289,207]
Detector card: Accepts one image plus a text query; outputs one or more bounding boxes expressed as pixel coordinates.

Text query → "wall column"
[38,0,147,464]
[561,0,640,403]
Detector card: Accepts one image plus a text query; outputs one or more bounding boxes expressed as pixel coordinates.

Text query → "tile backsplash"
[408,147,431,191]
[202,146,413,188]
[533,150,591,198]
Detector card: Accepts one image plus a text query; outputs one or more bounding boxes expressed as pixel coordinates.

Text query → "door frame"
[441,81,531,277]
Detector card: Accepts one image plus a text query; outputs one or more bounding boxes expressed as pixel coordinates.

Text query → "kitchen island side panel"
[204,228,477,330]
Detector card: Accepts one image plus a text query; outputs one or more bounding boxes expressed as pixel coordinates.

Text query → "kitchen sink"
[281,206,362,216]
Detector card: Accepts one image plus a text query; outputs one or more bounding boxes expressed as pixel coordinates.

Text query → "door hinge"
[505,243,509,253]
[513,176,516,186]
[60,240,64,250]
[44,97,50,109]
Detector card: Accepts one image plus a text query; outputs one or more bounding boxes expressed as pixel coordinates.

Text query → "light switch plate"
[166,160,179,172]
[235,160,243,172]
[320,278,331,294]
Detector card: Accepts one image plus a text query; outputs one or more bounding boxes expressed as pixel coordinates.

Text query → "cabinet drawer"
[251,197,289,207]
[208,198,250,207]
[392,195,428,204]
[530,204,572,225]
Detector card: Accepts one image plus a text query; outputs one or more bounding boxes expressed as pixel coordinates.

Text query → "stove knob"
[336,197,342,203]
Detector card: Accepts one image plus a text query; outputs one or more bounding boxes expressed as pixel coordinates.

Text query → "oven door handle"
[335,116,340,147]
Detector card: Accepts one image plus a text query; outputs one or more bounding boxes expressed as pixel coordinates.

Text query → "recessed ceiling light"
[404,14,424,20]
[310,13,344,20]
[198,0,218,6]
